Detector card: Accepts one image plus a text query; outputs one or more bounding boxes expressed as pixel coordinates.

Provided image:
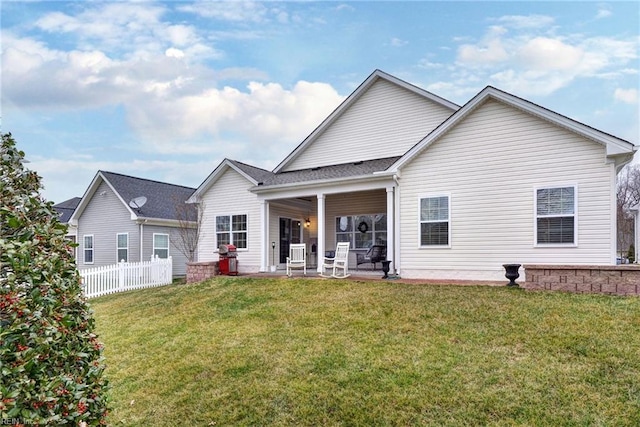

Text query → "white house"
[188,70,636,281]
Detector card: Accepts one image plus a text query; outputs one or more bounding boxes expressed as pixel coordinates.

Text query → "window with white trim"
[419,195,450,246]
[117,233,128,262]
[536,186,576,245]
[83,235,94,264]
[153,233,169,259]
[335,214,387,249]
[216,214,247,249]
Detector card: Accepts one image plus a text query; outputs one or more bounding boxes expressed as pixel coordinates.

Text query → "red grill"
[218,244,238,275]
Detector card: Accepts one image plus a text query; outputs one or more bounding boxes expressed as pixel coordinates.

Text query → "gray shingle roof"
[101,171,197,221]
[227,160,275,184]
[256,156,401,187]
[53,197,81,223]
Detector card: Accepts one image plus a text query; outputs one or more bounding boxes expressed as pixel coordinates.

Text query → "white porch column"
[260,200,268,272]
[386,186,395,273]
[317,193,326,273]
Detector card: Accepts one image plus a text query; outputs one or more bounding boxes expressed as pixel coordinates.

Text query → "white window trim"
[83,234,94,264]
[116,232,128,262]
[418,193,451,248]
[153,233,170,259]
[533,184,578,247]
[215,214,248,251]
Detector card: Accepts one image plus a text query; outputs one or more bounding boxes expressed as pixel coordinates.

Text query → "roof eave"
[135,217,197,228]
[250,173,393,194]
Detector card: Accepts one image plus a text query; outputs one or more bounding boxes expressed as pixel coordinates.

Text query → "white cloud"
[1,32,65,72]
[445,20,639,97]
[164,24,199,47]
[165,48,185,59]
[457,26,509,67]
[336,4,356,12]
[614,88,638,104]
[516,37,584,71]
[127,80,344,155]
[496,14,555,29]
[595,7,612,20]
[1,0,349,165]
[418,59,444,70]
[390,38,408,47]
[488,69,572,96]
[32,3,221,62]
[178,1,269,23]
[35,3,166,42]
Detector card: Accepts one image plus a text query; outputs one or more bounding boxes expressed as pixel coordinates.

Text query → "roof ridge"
[277,156,401,174]
[100,170,196,190]
[227,159,273,173]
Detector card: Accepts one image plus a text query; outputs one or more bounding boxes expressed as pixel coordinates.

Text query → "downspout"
[139,220,146,262]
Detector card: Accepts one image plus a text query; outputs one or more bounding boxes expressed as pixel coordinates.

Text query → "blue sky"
[2,1,639,204]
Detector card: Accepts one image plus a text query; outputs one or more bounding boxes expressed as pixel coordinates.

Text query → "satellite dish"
[129,196,147,210]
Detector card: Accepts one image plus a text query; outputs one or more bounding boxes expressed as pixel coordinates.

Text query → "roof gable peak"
[188,158,275,203]
[272,69,460,173]
[389,85,636,172]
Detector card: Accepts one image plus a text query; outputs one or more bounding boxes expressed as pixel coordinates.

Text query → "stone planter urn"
[502,264,521,287]
[381,260,391,279]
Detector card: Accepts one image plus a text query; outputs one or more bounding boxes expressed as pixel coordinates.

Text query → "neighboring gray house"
[53,196,81,237]
[70,171,196,277]
[188,69,637,281]
[53,197,81,257]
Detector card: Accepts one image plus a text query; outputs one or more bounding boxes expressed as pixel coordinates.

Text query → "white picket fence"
[80,256,173,299]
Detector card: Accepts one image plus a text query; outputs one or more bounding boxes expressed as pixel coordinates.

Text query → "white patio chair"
[320,242,351,278]
[286,243,307,277]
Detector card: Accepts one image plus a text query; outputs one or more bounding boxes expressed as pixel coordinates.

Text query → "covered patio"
[257,186,397,277]
[248,157,401,276]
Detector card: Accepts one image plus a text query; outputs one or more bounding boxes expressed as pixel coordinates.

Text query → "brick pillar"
[186,261,219,284]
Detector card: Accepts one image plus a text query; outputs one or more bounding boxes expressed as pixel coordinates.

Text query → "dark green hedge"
[1,133,109,425]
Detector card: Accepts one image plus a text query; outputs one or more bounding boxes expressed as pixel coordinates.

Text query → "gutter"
[135,217,197,228]
[249,173,393,194]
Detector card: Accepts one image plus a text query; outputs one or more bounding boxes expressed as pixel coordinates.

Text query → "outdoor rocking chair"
[320,242,351,278]
[356,245,387,270]
[286,243,307,277]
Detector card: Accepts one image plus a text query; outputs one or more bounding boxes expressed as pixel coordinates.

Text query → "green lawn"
[91,277,640,426]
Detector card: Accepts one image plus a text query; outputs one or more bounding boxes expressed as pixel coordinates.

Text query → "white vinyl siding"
[153,233,169,259]
[535,186,577,246]
[398,98,615,280]
[419,195,450,247]
[83,235,94,264]
[116,233,128,262]
[282,79,454,171]
[197,168,262,271]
